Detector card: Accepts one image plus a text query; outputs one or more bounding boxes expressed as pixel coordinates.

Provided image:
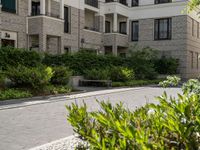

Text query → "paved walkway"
[0,87,181,150]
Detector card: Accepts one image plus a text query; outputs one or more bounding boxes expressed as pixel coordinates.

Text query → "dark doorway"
[1,39,15,47]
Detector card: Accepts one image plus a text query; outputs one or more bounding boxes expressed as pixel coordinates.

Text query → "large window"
[31,2,40,16]
[119,22,127,34]
[132,0,139,7]
[64,7,70,33]
[131,21,139,41]
[1,0,16,13]
[154,18,172,40]
[105,21,111,33]
[155,0,171,4]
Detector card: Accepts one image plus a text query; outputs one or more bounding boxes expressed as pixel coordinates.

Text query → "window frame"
[132,0,139,7]
[64,6,71,33]
[1,0,17,14]
[154,18,172,41]
[131,21,139,41]
[155,0,172,4]
[119,22,127,34]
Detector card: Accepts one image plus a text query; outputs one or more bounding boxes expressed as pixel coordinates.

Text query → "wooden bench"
[79,79,112,87]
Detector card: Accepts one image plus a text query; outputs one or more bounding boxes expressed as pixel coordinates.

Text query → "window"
[190,51,194,69]
[131,21,139,41]
[197,22,199,38]
[119,22,127,34]
[132,0,139,7]
[154,18,171,40]
[64,7,70,33]
[31,2,40,16]
[105,21,111,33]
[192,19,194,36]
[64,47,70,54]
[196,52,199,69]
[155,0,171,4]
[1,0,16,13]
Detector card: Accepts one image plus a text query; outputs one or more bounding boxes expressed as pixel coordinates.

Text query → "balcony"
[85,0,98,8]
[105,0,128,6]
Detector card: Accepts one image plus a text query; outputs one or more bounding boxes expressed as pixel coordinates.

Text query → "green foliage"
[51,66,72,85]
[0,71,5,88]
[0,47,43,70]
[182,79,200,95]
[5,65,53,91]
[0,89,32,100]
[84,69,110,80]
[155,57,179,74]
[44,85,72,95]
[159,76,181,88]
[127,47,158,79]
[67,90,200,149]
[188,0,200,12]
[110,67,135,82]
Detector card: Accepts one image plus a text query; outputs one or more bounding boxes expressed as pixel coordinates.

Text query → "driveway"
[0,87,181,150]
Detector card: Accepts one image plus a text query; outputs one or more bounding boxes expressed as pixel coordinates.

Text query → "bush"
[67,80,200,149]
[0,89,32,100]
[127,47,158,79]
[0,71,5,89]
[44,85,72,95]
[110,67,135,82]
[51,66,72,85]
[155,57,179,74]
[84,69,110,80]
[5,65,53,91]
[0,47,43,70]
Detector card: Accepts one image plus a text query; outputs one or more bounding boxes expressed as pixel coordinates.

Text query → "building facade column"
[40,0,46,15]
[126,18,129,35]
[113,13,118,32]
[28,0,32,16]
[47,0,51,16]
[39,34,46,52]
[60,0,64,19]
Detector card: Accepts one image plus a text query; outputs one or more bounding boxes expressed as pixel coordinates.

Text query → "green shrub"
[44,85,72,95]
[126,47,158,80]
[155,57,179,74]
[84,69,110,80]
[159,75,181,88]
[0,71,5,88]
[5,65,53,90]
[0,47,43,70]
[67,84,200,149]
[51,66,72,85]
[0,89,32,100]
[110,67,135,82]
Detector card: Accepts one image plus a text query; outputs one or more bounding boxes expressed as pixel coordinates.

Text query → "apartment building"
[0,0,200,78]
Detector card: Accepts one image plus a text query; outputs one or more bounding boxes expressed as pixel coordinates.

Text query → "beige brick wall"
[130,16,188,78]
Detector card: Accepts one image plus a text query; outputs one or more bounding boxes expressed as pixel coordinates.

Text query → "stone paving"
[0,87,181,150]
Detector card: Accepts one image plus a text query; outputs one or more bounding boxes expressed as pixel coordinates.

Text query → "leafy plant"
[110,67,135,82]
[5,65,53,91]
[51,66,72,85]
[159,75,181,88]
[84,69,110,80]
[67,77,200,149]
[0,89,32,100]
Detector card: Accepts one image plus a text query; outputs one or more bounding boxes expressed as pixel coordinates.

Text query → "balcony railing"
[84,26,100,32]
[85,0,99,8]
[105,0,128,6]
[31,12,60,19]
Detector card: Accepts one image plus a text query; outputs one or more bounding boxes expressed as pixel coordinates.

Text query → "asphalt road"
[0,87,181,150]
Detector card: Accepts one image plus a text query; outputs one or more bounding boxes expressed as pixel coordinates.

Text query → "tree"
[188,0,200,11]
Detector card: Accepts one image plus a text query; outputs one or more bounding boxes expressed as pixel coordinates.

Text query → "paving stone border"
[29,135,88,150]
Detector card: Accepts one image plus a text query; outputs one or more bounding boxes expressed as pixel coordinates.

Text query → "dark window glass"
[154,18,171,40]
[105,21,111,33]
[132,0,139,7]
[119,22,127,34]
[155,0,171,4]
[64,7,70,33]
[31,2,40,16]
[2,0,16,13]
[132,21,139,41]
